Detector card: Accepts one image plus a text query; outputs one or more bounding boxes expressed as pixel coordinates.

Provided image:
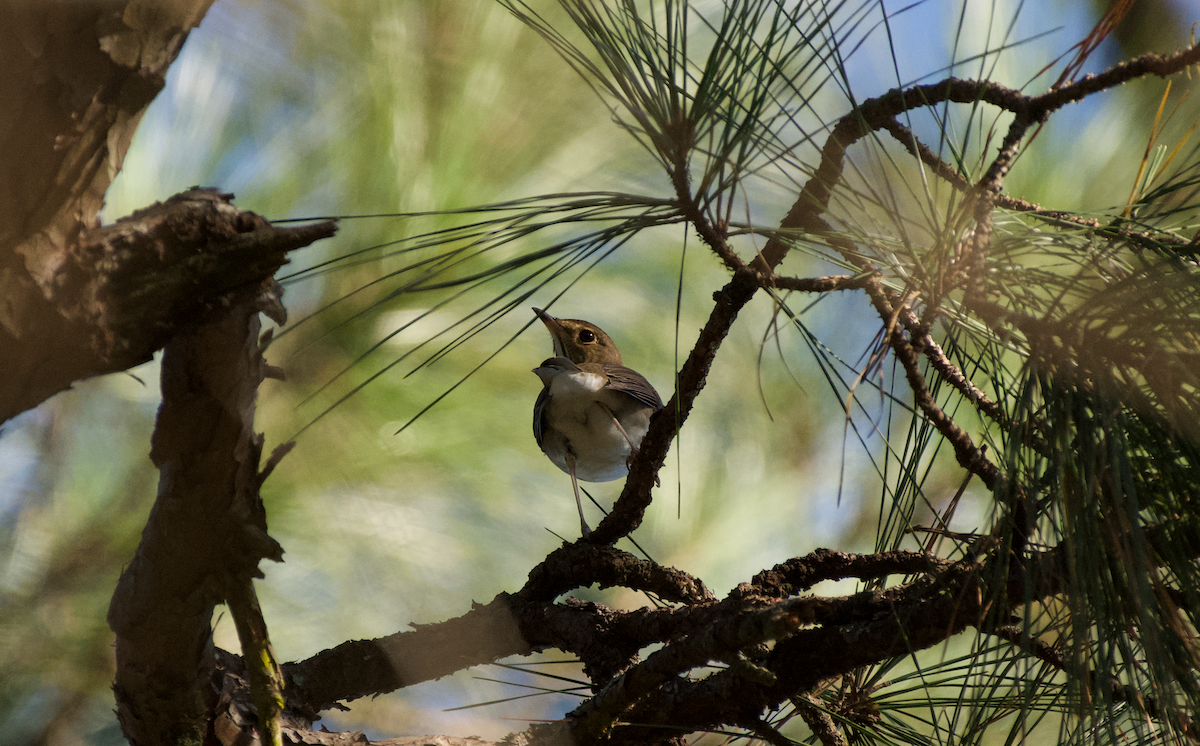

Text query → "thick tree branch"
[278,521,1195,744]
[570,600,807,741]
[745,548,952,599]
[2,0,213,416]
[518,544,715,605]
[1,188,336,423]
[284,595,531,719]
[286,544,712,715]
[107,283,283,745]
[602,549,1050,740]
[0,0,214,268]
[0,1,338,425]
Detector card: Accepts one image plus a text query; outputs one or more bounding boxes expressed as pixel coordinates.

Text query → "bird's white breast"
[548,368,608,398]
[542,370,645,482]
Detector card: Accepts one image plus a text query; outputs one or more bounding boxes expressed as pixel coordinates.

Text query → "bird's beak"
[532,307,568,357]
[532,306,558,329]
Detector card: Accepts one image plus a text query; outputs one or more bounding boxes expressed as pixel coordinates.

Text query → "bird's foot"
[625,447,639,471]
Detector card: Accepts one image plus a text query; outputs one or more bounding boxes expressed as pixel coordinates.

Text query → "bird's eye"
[579,330,596,343]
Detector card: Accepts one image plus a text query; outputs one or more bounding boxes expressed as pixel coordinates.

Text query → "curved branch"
[517,543,715,605]
[744,548,952,600]
[571,600,807,742]
[861,277,1002,490]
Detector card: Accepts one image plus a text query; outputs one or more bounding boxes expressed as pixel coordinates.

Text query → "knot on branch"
[58,187,336,362]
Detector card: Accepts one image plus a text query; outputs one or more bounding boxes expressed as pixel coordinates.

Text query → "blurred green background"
[1,0,1195,743]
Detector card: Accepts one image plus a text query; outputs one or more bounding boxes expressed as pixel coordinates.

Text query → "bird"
[531,308,663,536]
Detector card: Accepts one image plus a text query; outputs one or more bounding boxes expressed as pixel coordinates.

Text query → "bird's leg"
[596,403,660,487]
[597,402,639,458]
[565,452,591,537]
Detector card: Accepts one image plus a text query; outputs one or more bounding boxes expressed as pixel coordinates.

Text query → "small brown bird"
[532,308,663,536]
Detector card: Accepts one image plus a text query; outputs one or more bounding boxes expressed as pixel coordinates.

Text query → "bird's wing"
[602,365,664,410]
[533,386,550,445]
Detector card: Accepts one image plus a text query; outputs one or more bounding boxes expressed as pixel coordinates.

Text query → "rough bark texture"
[106,286,282,744]
[0,181,336,424]
[0,0,211,260]
[0,0,336,423]
[52,186,331,407]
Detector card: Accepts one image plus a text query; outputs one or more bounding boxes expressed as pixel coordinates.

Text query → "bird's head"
[532,307,624,365]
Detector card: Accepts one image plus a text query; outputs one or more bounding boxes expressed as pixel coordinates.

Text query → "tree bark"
[0,1,340,424]
[107,284,282,744]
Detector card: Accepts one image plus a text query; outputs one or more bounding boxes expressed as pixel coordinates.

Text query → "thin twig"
[763,273,873,293]
[862,277,1001,490]
[227,577,286,746]
[986,624,1198,738]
